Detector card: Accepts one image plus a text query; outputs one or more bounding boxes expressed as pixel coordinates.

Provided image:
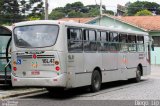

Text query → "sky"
[44,0,160,13]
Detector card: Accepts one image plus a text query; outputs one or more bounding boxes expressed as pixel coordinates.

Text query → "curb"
[0,88,46,99]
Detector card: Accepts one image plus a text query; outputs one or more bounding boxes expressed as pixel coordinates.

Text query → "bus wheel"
[90,70,101,92]
[133,66,141,82]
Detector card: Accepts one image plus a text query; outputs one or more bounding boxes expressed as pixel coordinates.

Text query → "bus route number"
[42,59,54,64]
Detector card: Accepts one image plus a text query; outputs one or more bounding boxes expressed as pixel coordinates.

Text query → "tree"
[19,0,44,19]
[49,1,114,19]
[127,1,160,16]
[87,7,100,17]
[135,9,153,16]
[28,16,40,21]
[0,0,44,25]
[49,11,65,20]
[65,2,84,13]
[68,10,84,18]
[104,10,114,15]
[0,0,21,24]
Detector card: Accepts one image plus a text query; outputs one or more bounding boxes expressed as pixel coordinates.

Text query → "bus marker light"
[13,61,17,67]
[53,79,57,81]
[14,78,17,81]
[55,61,59,65]
[55,66,60,71]
[13,67,17,71]
[32,54,37,59]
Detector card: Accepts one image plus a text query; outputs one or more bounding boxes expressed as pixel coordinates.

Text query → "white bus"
[11,20,151,92]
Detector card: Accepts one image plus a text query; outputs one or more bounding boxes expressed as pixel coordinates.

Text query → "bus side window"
[119,33,128,52]
[137,36,144,52]
[128,35,137,52]
[101,31,109,51]
[109,32,119,51]
[67,28,83,52]
[84,29,96,52]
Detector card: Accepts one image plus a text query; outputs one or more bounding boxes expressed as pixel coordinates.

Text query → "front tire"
[90,70,101,92]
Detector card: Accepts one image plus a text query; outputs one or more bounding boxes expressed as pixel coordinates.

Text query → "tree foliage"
[135,9,153,16]
[20,0,44,19]
[0,0,21,24]
[0,0,44,25]
[49,2,114,20]
[127,1,160,16]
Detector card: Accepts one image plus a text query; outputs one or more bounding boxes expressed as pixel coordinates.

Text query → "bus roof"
[14,20,149,36]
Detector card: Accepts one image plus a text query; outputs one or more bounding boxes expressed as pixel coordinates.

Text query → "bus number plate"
[31,71,40,75]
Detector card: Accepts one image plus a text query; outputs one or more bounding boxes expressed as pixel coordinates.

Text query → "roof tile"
[58,17,94,23]
[118,16,160,31]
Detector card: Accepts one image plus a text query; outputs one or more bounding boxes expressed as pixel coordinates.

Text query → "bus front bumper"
[11,73,67,87]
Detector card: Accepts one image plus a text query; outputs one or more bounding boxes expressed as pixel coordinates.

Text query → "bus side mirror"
[151,44,154,51]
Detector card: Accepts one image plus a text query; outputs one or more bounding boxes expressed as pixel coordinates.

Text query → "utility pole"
[99,0,102,25]
[100,0,102,16]
[45,0,48,20]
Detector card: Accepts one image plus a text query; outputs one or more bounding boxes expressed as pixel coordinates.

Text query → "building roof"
[58,17,94,23]
[58,15,160,32]
[118,16,160,31]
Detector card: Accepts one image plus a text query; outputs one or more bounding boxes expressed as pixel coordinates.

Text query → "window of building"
[152,36,160,47]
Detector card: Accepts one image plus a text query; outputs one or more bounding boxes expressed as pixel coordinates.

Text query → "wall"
[151,47,160,65]
[87,16,144,32]
[149,32,160,65]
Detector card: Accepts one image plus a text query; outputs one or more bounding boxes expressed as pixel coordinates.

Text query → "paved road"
[1,66,160,106]
[13,65,159,100]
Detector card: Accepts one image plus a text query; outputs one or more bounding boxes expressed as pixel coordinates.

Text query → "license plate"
[31,71,40,75]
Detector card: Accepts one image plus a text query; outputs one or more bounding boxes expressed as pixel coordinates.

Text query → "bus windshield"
[13,25,59,48]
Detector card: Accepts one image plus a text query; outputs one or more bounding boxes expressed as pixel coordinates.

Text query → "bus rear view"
[11,21,67,88]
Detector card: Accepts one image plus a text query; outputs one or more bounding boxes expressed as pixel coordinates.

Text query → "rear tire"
[90,70,101,92]
[132,66,142,82]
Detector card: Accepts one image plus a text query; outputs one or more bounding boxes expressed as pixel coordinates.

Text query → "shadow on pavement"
[22,79,148,100]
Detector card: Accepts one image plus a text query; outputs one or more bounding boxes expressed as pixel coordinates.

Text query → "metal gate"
[0,26,12,86]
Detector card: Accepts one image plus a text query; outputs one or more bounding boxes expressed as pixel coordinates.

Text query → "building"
[117,4,126,16]
[59,15,160,65]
